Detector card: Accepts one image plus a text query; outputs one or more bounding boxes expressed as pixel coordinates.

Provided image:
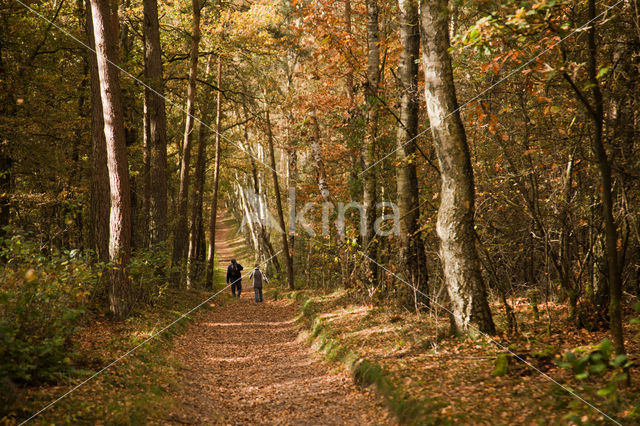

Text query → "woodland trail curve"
[168,212,391,425]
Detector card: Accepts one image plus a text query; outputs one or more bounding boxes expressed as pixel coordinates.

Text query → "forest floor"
[167,212,393,425]
[12,287,220,424]
[291,289,640,425]
[9,212,639,425]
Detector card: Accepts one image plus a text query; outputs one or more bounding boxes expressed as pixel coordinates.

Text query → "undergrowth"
[0,228,227,423]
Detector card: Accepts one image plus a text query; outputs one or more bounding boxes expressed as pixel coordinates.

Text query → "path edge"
[283,291,447,426]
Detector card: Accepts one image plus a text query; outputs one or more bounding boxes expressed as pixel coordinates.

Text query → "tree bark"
[362,0,381,282]
[310,112,350,287]
[0,143,11,247]
[142,0,168,246]
[396,0,428,310]
[205,55,223,288]
[89,0,133,320]
[172,0,201,284]
[242,104,280,272]
[419,0,495,334]
[286,144,297,258]
[344,0,354,102]
[310,112,333,204]
[186,54,213,287]
[86,1,110,263]
[142,91,151,248]
[585,0,625,355]
[266,108,294,290]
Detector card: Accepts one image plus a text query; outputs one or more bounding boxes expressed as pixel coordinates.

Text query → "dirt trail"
[169,212,390,425]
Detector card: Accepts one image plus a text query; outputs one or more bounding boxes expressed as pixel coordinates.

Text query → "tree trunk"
[419,0,495,334]
[396,0,428,310]
[142,0,168,246]
[0,144,11,246]
[237,180,261,253]
[310,112,350,286]
[172,0,201,284]
[266,108,294,290]
[362,0,380,283]
[142,92,151,248]
[287,146,297,258]
[344,0,354,102]
[89,0,133,320]
[310,112,333,205]
[86,1,110,263]
[186,55,213,287]
[242,105,280,272]
[585,0,625,356]
[205,55,223,289]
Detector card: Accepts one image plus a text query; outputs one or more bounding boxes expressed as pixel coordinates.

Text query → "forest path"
[168,211,391,425]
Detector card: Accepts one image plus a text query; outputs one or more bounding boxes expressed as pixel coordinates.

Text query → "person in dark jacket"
[248,264,269,302]
[226,259,244,297]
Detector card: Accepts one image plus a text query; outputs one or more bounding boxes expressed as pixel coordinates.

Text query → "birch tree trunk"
[266,108,294,290]
[396,0,428,310]
[242,104,280,271]
[89,0,133,320]
[419,0,495,334]
[362,0,380,282]
[172,0,201,284]
[310,112,349,286]
[237,180,261,254]
[142,0,168,246]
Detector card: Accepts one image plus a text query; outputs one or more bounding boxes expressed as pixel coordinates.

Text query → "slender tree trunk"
[142,93,151,248]
[362,0,380,282]
[0,39,12,249]
[396,0,428,310]
[310,112,333,204]
[0,143,11,246]
[89,0,133,320]
[266,108,294,290]
[186,119,206,287]
[310,112,350,287]
[344,0,354,102]
[71,58,88,191]
[86,1,110,263]
[205,55,223,288]
[172,0,201,284]
[186,55,213,287]
[242,105,280,272]
[287,145,297,257]
[585,0,625,355]
[419,0,495,334]
[142,0,168,246]
[237,178,261,252]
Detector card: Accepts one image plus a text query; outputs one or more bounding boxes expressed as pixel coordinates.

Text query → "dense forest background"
[1,0,640,422]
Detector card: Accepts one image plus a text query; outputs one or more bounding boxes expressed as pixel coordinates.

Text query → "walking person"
[226,259,244,297]
[249,264,268,302]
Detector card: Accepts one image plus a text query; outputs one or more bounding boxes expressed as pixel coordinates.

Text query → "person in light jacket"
[248,264,268,302]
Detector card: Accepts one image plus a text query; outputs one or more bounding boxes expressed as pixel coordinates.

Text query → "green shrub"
[128,242,171,307]
[556,338,632,402]
[0,230,97,383]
